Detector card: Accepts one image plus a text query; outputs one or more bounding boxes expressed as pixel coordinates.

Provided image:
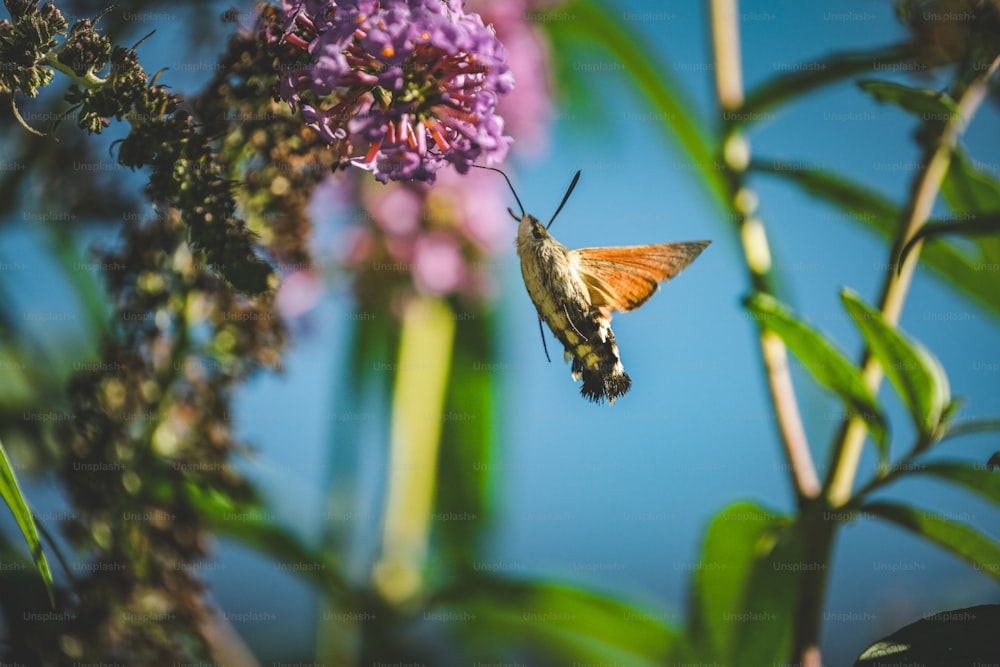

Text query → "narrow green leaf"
[941,418,1000,442]
[545,0,728,214]
[841,289,951,438]
[0,437,54,606]
[439,576,675,664]
[752,159,897,221]
[745,292,888,454]
[752,160,1000,320]
[858,79,958,116]
[862,501,1000,582]
[435,310,495,572]
[741,44,913,121]
[684,503,793,665]
[904,461,1000,509]
[896,215,1000,271]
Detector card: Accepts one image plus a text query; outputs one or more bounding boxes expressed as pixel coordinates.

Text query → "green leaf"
[840,289,951,438]
[942,147,1000,215]
[744,292,888,456]
[904,461,1000,509]
[751,161,1000,320]
[683,503,796,665]
[185,483,349,597]
[936,147,1000,270]
[896,215,1000,271]
[741,44,913,122]
[438,576,675,664]
[858,79,958,116]
[0,436,54,606]
[434,309,495,573]
[862,501,1000,581]
[855,604,1000,666]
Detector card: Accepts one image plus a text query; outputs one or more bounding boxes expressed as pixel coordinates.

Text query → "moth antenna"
[472,165,525,219]
[547,170,581,230]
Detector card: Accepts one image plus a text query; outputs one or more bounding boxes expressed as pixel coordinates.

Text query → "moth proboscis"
[476,166,710,405]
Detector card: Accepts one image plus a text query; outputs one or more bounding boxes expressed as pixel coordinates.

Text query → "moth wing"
[573,241,710,313]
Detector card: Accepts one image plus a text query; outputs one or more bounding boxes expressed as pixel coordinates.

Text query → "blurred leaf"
[741,44,913,121]
[752,160,1000,319]
[855,604,1000,666]
[433,309,495,576]
[186,483,349,597]
[731,516,806,665]
[545,0,728,213]
[544,35,615,133]
[904,461,1000,509]
[347,304,395,390]
[939,147,1000,268]
[45,228,111,340]
[897,215,1000,269]
[940,418,1000,442]
[0,346,37,406]
[841,289,951,439]
[943,147,1000,215]
[438,575,675,664]
[0,436,54,606]
[861,501,1000,581]
[744,292,888,456]
[682,502,796,665]
[858,79,958,115]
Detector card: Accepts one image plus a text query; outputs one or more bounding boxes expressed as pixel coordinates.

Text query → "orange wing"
[573,241,710,313]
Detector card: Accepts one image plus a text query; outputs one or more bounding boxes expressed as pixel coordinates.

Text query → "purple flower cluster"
[271,0,514,183]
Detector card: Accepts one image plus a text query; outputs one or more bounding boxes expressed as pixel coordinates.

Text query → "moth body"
[516,214,631,404]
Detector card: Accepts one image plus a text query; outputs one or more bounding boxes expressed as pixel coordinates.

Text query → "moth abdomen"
[576,362,631,404]
[556,313,630,404]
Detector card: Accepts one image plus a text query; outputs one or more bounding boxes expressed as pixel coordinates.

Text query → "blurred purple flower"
[327,163,509,307]
[276,268,324,318]
[413,232,464,294]
[467,0,554,158]
[270,0,514,183]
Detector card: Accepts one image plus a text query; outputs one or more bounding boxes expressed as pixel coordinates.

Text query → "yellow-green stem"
[372,296,455,604]
[709,0,820,502]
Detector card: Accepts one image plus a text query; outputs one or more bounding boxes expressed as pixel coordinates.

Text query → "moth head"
[517,212,550,243]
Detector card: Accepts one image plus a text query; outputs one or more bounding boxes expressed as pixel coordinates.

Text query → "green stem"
[824,55,1000,508]
[709,3,829,664]
[42,51,107,87]
[793,499,835,667]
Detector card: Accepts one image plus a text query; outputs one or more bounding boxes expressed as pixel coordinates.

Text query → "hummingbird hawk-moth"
[480,167,710,405]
